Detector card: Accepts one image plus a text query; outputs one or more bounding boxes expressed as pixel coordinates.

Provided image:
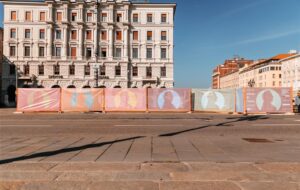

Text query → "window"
[56,12,62,22]
[101,31,107,40]
[71,12,77,21]
[133,31,138,41]
[272,74,276,78]
[147,31,152,41]
[24,65,30,76]
[161,31,167,41]
[39,47,45,57]
[10,46,16,57]
[11,11,17,21]
[132,66,138,77]
[10,28,16,38]
[161,48,167,59]
[86,30,92,40]
[40,12,46,21]
[101,13,107,22]
[133,14,138,23]
[116,31,122,41]
[101,48,107,58]
[71,30,77,40]
[116,13,122,22]
[115,48,121,58]
[273,81,276,86]
[100,65,106,76]
[38,65,44,75]
[25,29,30,39]
[115,66,121,76]
[55,47,61,57]
[161,67,166,77]
[146,67,152,78]
[279,74,281,78]
[25,11,31,21]
[69,65,75,75]
[24,46,30,57]
[54,65,60,75]
[146,48,152,59]
[87,13,93,22]
[132,48,138,59]
[39,29,45,39]
[161,14,167,23]
[56,30,62,39]
[10,65,16,75]
[71,47,77,57]
[147,14,153,23]
[86,48,92,59]
[84,65,90,76]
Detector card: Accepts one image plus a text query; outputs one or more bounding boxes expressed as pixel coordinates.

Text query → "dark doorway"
[67,85,76,88]
[7,85,16,103]
[51,85,61,88]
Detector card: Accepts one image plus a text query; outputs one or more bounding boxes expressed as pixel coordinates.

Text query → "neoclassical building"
[1,0,176,103]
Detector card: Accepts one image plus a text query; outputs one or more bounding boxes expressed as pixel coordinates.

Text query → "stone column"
[78,26,83,60]
[123,27,128,59]
[62,26,68,59]
[47,25,53,60]
[108,26,114,60]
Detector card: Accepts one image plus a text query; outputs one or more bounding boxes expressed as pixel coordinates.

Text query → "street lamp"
[93,65,99,88]
[248,79,255,88]
[15,65,20,89]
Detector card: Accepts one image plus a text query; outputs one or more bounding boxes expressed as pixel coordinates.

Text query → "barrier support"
[243,88,247,115]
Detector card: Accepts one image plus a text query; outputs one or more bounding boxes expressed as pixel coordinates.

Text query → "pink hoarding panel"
[17,88,60,112]
[105,89,147,111]
[61,89,103,112]
[148,88,191,112]
[246,88,292,113]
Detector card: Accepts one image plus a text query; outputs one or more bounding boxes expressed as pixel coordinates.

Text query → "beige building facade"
[219,70,239,89]
[1,0,176,104]
[281,54,300,92]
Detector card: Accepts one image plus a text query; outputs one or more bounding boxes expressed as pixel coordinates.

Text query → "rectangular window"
[69,65,75,75]
[101,13,107,22]
[101,48,107,58]
[71,30,77,40]
[38,65,44,75]
[116,13,122,22]
[146,48,152,59]
[10,65,16,75]
[55,47,61,57]
[11,11,17,21]
[54,65,60,75]
[133,14,138,23]
[24,46,30,57]
[86,30,92,40]
[56,12,62,22]
[161,67,166,77]
[39,47,45,57]
[25,11,31,21]
[161,31,167,41]
[132,66,138,77]
[86,48,92,59]
[161,48,167,59]
[132,48,138,59]
[10,28,16,39]
[147,31,152,41]
[87,13,93,22]
[147,14,153,23]
[84,65,90,76]
[71,12,77,21]
[40,12,46,21]
[71,47,77,57]
[100,66,106,76]
[115,48,121,58]
[25,29,30,39]
[10,46,16,57]
[161,14,167,23]
[101,31,107,40]
[115,66,121,76]
[56,30,62,39]
[133,31,138,41]
[116,31,122,41]
[146,67,152,78]
[39,29,45,39]
[24,65,30,76]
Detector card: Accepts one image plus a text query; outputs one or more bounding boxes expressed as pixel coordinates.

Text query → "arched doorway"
[83,86,91,88]
[98,85,106,88]
[37,85,44,88]
[22,84,30,88]
[51,85,61,88]
[7,85,16,103]
[67,85,76,88]
[114,86,121,88]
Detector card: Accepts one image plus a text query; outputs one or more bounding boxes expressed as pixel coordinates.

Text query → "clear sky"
[0,0,300,88]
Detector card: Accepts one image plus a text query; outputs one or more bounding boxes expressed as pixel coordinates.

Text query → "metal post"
[94,66,99,88]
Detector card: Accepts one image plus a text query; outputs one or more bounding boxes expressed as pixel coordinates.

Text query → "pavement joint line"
[94,137,118,161]
[252,124,300,126]
[123,139,134,161]
[5,137,49,153]
[114,125,184,127]
[170,139,180,161]
[0,125,53,127]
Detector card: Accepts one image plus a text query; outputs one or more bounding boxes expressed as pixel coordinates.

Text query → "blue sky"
[1,0,300,88]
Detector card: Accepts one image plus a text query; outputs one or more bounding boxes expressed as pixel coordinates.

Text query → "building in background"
[281,53,300,93]
[219,70,239,89]
[1,0,176,104]
[212,57,253,89]
[0,27,3,105]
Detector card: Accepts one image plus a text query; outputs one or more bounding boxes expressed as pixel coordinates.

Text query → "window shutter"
[133,31,138,40]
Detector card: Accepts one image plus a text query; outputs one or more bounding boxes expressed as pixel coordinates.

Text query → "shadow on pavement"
[0,136,145,165]
[159,115,268,137]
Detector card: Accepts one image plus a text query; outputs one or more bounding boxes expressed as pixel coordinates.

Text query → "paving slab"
[239,182,300,190]
[159,181,242,190]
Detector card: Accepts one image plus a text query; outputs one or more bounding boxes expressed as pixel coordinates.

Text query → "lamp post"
[93,65,99,88]
[92,1,99,88]
[248,79,255,88]
[15,65,20,89]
